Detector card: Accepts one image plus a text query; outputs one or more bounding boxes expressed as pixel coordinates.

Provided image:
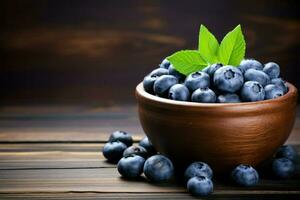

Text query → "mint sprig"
[167,24,246,75]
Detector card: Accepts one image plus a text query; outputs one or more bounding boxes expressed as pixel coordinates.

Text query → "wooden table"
[0,106,299,199]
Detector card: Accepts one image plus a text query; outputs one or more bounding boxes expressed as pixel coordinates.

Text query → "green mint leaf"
[198,25,219,63]
[167,50,208,75]
[217,25,245,66]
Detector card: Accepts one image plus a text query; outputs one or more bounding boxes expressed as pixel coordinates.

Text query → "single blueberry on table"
[217,93,241,103]
[149,68,169,77]
[184,71,210,91]
[231,164,259,186]
[275,145,297,161]
[109,131,133,147]
[271,78,288,94]
[238,59,263,73]
[187,176,213,197]
[159,59,171,69]
[168,64,186,82]
[153,75,178,97]
[191,88,216,103]
[244,69,270,86]
[213,66,244,93]
[143,75,159,94]
[264,84,284,100]
[263,62,280,79]
[272,158,295,179]
[102,141,127,163]
[123,145,148,158]
[240,81,265,102]
[143,155,174,182]
[139,137,157,156]
[117,155,145,178]
[168,84,190,101]
[184,162,213,181]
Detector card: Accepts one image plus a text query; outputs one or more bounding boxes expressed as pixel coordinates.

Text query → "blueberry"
[240,81,265,102]
[102,141,127,163]
[202,63,223,77]
[272,158,295,179]
[143,75,159,94]
[184,71,210,91]
[159,59,171,69]
[217,93,241,103]
[123,145,148,158]
[238,59,263,73]
[275,145,297,161]
[271,78,288,94]
[187,176,213,197]
[184,162,213,181]
[263,62,280,79]
[231,164,259,186]
[153,75,178,97]
[143,155,174,182]
[191,88,216,103]
[244,69,270,86]
[213,66,244,93]
[168,84,190,101]
[109,131,133,147]
[117,155,145,178]
[264,84,284,100]
[168,65,186,82]
[139,137,157,156]
[149,68,169,77]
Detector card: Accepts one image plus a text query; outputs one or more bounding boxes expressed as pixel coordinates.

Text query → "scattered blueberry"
[275,145,297,161]
[117,155,145,178]
[217,93,241,103]
[272,158,295,179]
[139,137,157,156]
[143,155,174,182]
[153,75,178,97]
[184,162,213,181]
[159,59,171,69]
[244,69,270,86]
[187,176,213,197]
[213,66,244,93]
[109,131,133,147]
[103,141,127,163]
[231,164,259,186]
[264,84,284,100]
[240,81,265,102]
[168,65,186,82]
[123,145,148,158]
[184,71,210,91]
[263,62,280,79]
[168,84,190,101]
[191,88,216,103]
[238,59,263,73]
[271,78,288,94]
[202,63,223,77]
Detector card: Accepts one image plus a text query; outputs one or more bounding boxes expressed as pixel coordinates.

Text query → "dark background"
[1,0,299,106]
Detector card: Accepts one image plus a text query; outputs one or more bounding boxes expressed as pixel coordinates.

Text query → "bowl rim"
[136,82,297,108]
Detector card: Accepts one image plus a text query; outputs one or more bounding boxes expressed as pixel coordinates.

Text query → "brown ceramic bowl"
[136,82,298,174]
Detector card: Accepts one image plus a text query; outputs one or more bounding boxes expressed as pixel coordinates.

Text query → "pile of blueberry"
[103,131,297,197]
[143,59,288,103]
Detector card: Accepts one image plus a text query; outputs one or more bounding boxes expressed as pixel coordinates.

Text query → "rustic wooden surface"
[0,106,300,199]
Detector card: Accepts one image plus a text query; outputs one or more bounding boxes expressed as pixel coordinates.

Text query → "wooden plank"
[0,168,299,193]
[0,106,299,142]
[0,192,300,200]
